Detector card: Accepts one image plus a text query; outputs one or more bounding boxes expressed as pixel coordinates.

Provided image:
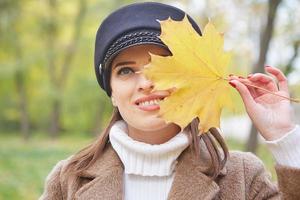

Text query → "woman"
[40,2,300,200]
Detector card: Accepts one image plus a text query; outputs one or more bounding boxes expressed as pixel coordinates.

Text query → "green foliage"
[0,133,94,200]
[0,0,113,134]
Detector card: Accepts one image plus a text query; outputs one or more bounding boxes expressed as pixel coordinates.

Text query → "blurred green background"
[0,0,299,199]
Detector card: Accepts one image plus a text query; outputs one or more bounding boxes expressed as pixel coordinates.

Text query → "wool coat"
[40,143,300,200]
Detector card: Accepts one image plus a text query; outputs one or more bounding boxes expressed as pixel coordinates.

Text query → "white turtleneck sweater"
[109,121,189,200]
[109,121,300,200]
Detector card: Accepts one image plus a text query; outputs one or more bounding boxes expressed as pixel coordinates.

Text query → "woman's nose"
[138,74,154,93]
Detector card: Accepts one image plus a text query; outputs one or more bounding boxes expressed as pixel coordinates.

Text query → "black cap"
[94,2,201,96]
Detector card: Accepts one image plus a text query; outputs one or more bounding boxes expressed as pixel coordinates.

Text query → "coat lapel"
[167,146,226,200]
[75,144,124,200]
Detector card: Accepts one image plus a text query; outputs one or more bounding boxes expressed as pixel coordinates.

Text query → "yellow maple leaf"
[144,16,234,133]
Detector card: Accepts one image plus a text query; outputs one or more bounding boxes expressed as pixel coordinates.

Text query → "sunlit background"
[0,0,299,199]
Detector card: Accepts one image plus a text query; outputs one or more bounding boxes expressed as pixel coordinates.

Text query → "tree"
[44,0,87,138]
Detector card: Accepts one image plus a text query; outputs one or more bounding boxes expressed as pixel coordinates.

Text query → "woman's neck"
[127,124,181,144]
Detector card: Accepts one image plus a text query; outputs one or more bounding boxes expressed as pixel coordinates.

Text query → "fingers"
[235,78,262,99]
[264,66,289,92]
[247,72,278,92]
[229,79,256,110]
[229,66,288,98]
[248,73,273,83]
[229,73,276,99]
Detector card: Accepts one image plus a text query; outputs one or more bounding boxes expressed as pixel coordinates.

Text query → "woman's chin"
[139,119,179,133]
[125,116,167,132]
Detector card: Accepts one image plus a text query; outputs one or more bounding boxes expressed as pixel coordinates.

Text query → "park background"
[0,0,299,199]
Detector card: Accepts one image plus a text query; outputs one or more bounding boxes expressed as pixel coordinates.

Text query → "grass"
[0,133,276,200]
[0,133,94,200]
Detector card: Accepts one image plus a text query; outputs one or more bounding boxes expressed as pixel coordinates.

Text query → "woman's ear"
[111,96,117,107]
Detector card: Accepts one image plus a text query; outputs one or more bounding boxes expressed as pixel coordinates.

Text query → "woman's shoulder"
[43,156,76,185]
[43,155,73,184]
[228,150,264,165]
[44,144,120,181]
[39,156,73,200]
[226,150,268,175]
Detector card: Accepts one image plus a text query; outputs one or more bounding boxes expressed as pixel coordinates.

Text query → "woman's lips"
[134,94,167,111]
[138,104,160,111]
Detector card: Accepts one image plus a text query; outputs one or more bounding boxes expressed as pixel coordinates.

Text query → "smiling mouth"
[136,97,165,106]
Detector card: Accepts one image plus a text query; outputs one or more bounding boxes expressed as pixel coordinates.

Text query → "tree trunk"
[47,0,86,138]
[50,99,61,138]
[15,70,30,140]
[284,40,299,75]
[11,7,31,140]
[47,0,59,138]
[245,0,282,153]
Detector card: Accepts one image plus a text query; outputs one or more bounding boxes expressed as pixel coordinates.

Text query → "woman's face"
[110,44,178,133]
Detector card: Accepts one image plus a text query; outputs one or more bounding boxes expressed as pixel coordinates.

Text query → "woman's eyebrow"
[114,61,136,69]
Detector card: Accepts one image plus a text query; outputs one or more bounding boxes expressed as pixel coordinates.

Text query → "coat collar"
[167,145,226,200]
[75,142,227,200]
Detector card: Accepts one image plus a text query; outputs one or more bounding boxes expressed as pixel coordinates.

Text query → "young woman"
[40,2,300,200]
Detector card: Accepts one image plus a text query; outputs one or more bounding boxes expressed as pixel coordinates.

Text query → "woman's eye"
[117,67,134,75]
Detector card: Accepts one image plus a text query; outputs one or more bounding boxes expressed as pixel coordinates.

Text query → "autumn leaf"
[144,16,234,133]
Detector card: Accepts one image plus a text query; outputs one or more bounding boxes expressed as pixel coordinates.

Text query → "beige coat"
[40,144,300,200]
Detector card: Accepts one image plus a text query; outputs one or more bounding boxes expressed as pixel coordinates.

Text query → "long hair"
[65,108,228,179]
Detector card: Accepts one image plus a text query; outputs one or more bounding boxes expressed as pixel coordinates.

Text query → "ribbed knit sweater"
[109,121,300,200]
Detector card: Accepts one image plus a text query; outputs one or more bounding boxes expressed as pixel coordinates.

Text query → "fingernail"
[229,81,236,88]
[238,76,245,79]
[247,74,253,78]
[265,65,271,68]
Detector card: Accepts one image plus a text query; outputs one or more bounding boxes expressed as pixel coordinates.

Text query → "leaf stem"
[223,77,300,103]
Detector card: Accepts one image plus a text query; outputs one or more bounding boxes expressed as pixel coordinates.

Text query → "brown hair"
[65,109,228,179]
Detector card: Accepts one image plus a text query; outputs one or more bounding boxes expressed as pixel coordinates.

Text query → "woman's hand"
[228,66,296,141]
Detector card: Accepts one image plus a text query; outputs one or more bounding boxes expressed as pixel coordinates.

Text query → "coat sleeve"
[39,160,65,200]
[275,164,300,199]
[242,152,279,200]
[243,152,300,200]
